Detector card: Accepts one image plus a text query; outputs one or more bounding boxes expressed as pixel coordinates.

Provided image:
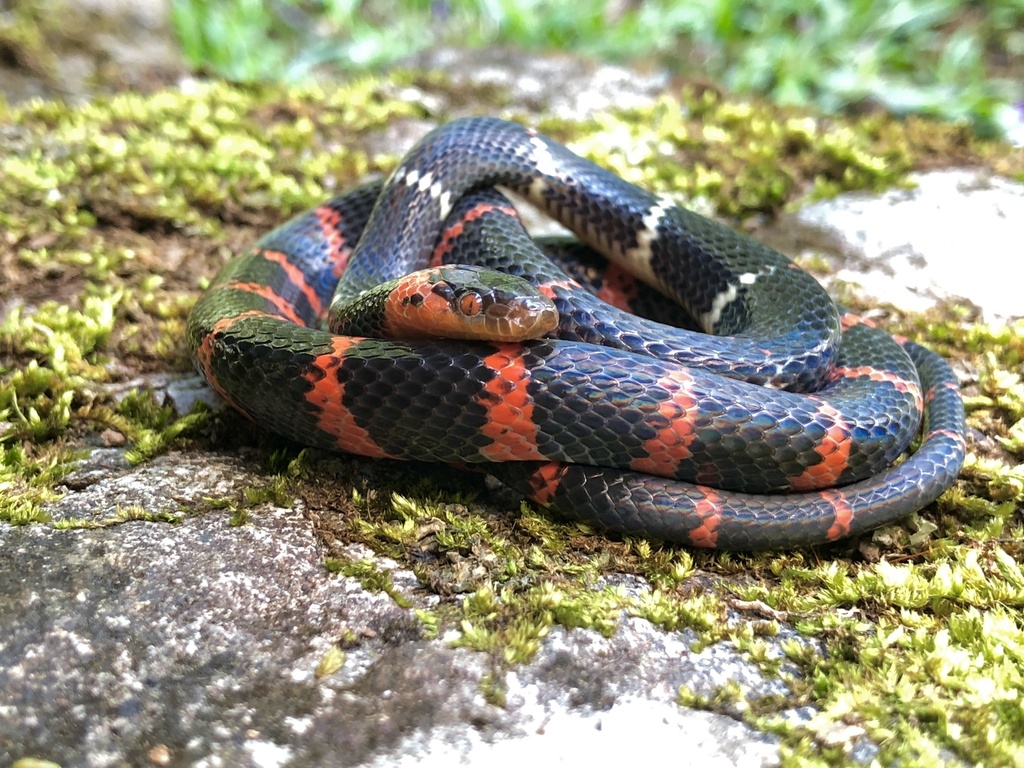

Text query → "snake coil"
[187,117,966,549]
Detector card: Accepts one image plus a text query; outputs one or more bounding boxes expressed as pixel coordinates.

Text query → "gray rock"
[3,458,790,767]
[402,47,669,122]
[793,168,1023,322]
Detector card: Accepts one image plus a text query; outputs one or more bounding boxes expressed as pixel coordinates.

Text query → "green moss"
[415,609,441,640]
[0,1,61,88]
[242,475,292,507]
[711,544,1024,765]
[559,94,895,217]
[51,504,183,529]
[325,557,414,610]
[0,74,426,529]
[199,472,297,526]
[478,672,508,708]
[455,582,612,664]
[1,78,424,252]
[315,646,347,678]
[11,758,64,768]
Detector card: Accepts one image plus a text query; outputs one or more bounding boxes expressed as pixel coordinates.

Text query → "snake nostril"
[430,280,456,302]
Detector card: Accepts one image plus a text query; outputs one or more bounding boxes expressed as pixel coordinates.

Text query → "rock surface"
[793,168,1022,322]
[2,451,791,767]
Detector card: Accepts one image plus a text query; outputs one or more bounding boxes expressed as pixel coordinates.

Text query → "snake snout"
[485,293,559,341]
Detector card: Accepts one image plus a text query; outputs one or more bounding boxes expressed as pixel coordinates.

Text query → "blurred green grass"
[170,0,1024,138]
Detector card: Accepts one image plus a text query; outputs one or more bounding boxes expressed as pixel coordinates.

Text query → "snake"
[186,116,966,550]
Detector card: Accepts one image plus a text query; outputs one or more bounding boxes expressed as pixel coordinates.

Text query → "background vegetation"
[170,0,1024,138]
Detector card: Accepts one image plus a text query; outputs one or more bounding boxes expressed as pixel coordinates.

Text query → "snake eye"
[458,291,483,317]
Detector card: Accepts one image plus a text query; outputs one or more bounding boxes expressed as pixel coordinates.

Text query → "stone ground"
[1,2,1021,768]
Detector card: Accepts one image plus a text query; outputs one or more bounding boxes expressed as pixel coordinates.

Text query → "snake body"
[187,117,966,549]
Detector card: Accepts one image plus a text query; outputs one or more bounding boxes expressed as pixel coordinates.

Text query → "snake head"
[328,265,559,342]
